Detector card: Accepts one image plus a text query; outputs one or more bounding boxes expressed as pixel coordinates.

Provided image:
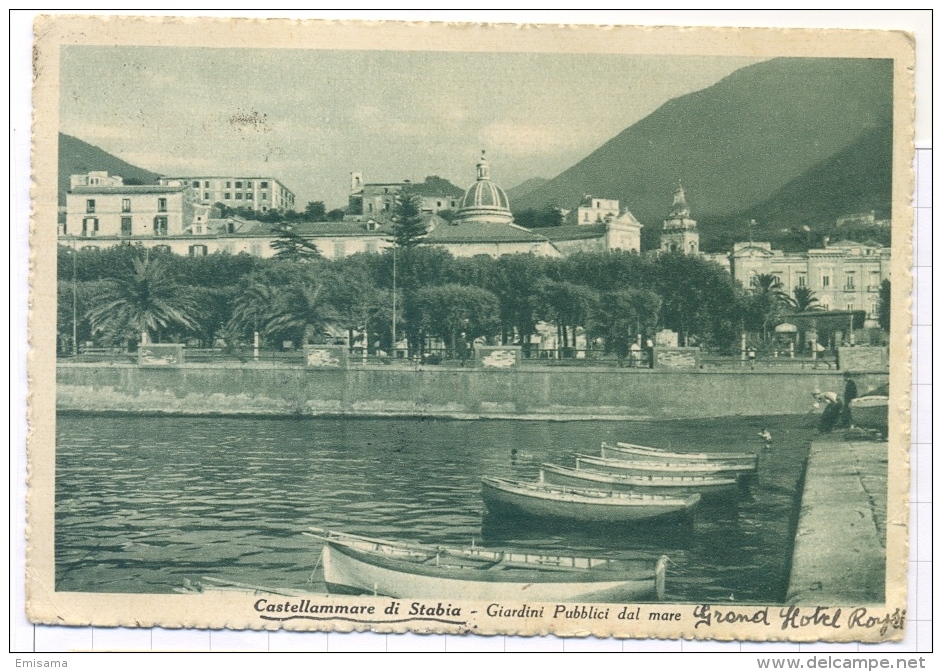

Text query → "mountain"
[512,58,893,250]
[702,123,892,251]
[506,177,549,202]
[58,133,161,205]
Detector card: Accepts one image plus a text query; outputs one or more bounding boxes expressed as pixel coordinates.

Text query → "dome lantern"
[453,150,514,225]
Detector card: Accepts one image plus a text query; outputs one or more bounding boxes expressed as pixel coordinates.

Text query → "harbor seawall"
[56,363,887,420]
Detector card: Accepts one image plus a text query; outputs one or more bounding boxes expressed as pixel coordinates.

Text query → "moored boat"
[546,461,740,499]
[598,444,753,478]
[613,442,757,469]
[849,384,889,436]
[307,527,668,603]
[481,476,699,523]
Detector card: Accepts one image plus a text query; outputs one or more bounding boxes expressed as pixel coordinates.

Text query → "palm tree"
[748,273,790,341]
[86,257,200,346]
[265,282,328,346]
[228,280,282,350]
[788,286,821,312]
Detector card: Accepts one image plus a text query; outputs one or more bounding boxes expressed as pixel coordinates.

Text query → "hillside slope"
[512,58,893,239]
[59,133,161,205]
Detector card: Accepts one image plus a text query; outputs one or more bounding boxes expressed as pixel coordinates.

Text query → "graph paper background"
[8,10,933,657]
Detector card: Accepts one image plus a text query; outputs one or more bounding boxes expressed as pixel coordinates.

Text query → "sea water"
[55,414,814,603]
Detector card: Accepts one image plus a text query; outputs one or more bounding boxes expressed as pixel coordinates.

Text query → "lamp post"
[391,246,397,356]
[71,243,78,357]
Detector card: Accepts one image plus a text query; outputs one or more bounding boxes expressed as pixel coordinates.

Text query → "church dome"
[453,151,514,225]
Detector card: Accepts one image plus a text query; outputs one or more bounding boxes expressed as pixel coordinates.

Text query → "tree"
[541,281,598,354]
[323,257,385,353]
[787,286,821,312]
[391,191,427,248]
[588,289,661,364]
[270,223,322,262]
[304,201,327,221]
[485,254,548,346]
[326,208,346,222]
[878,279,891,331]
[265,282,329,346]
[228,279,282,347]
[744,273,790,341]
[651,252,740,348]
[85,257,200,345]
[413,284,500,356]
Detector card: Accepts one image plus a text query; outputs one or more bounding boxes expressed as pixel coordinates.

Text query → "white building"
[64,174,196,240]
[728,238,891,322]
[576,195,620,225]
[158,176,296,213]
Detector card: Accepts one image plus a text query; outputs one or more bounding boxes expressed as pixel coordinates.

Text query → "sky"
[60,47,760,209]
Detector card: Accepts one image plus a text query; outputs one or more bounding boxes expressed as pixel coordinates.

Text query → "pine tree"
[392,191,427,248]
[270,224,322,262]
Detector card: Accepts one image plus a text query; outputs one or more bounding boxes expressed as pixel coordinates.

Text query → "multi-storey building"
[63,174,196,240]
[346,172,462,223]
[158,176,296,213]
[576,195,620,225]
[728,238,891,323]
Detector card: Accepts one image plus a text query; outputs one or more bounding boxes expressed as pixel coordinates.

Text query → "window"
[153,245,171,253]
[846,303,855,312]
[246,192,253,200]
[154,216,168,236]
[844,272,856,290]
[204,192,210,200]
[437,201,442,207]
[192,181,200,188]
[157,198,167,212]
[86,199,96,213]
[235,193,243,200]
[367,203,373,212]
[365,240,378,254]
[251,244,262,256]
[235,181,243,188]
[260,181,268,188]
[247,181,253,188]
[870,302,879,316]
[226,181,231,188]
[122,198,131,213]
[821,273,830,288]
[188,245,208,257]
[261,193,268,200]
[82,217,99,236]
[224,193,231,200]
[204,181,210,188]
[120,217,132,236]
[869,271,880,291]
[797,274,807,287]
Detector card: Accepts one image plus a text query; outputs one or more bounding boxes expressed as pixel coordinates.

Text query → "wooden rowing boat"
[544,461,740,499]
[481,476,699,523]
[613,442,757,469]
[306,527,667,603]
[576,455,748,478]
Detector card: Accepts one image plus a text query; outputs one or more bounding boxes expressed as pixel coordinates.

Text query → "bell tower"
[660,183,699,255]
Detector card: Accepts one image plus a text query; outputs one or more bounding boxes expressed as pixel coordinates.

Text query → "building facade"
[158,176,296,213]
[347,172,461,223]
[64,175,196,240]
[576,195,620,225]
[728,239,891,321]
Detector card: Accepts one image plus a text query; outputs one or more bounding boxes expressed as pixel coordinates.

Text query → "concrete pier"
[787,439,888,604]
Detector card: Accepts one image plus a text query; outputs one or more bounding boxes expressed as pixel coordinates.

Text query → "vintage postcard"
[28,17,914,642]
